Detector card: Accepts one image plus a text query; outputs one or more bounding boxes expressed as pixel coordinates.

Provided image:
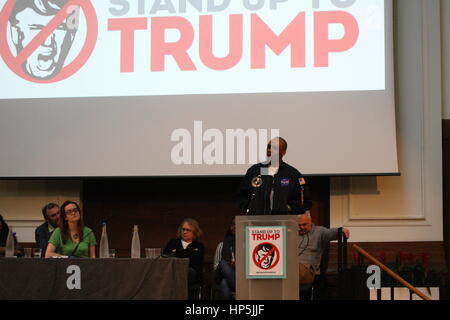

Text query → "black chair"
[337,228,368,300]
[188,272,204,300]
[299,256,329,299]
[187,265,205,300]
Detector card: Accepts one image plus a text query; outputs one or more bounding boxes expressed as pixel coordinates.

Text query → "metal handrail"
[352,244,431,301]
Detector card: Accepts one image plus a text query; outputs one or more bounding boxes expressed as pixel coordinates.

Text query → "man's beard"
[49,221,59,228]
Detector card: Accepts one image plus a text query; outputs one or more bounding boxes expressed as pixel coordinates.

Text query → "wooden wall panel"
[443,120,450,268]
[82,176,330,267]
[328,241,447,273]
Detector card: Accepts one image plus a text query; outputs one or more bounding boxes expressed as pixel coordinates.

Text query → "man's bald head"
[298,213,312,235]
[266,137,287,161]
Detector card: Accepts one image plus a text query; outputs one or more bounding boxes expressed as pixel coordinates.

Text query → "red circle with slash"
[252,242,280,270]
[0,0,98,83]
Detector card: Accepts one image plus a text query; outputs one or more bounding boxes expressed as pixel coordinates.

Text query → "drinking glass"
[145,248,161,258]
[33,248,42,258]
[24,248,32,258]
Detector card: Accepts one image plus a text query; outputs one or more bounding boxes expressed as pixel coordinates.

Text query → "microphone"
[246,175,263,215]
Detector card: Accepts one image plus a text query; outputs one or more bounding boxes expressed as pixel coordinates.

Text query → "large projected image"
[0,0,397,178]
[0,0,385,98]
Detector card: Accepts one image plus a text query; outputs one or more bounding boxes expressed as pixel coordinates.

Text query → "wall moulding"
[330,0,443,239]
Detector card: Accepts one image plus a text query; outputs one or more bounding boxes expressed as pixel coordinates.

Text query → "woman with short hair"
[163,218,205,299]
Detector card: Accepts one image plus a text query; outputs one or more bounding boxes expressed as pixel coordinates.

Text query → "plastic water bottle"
[99,222,109,258]
[131,225,141,258]
[5,229,14,257]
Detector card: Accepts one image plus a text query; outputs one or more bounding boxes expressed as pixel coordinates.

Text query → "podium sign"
[246,226,286,279]
[236,215,299,300]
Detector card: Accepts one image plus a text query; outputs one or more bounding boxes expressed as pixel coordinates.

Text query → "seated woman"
[216,217,236,300]
[45,200,96,258]
[163,218,204,299]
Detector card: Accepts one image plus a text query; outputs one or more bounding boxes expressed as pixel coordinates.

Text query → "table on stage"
[0,257,189,300]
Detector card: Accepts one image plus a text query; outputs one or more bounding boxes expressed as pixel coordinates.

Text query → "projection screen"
[0,0,398,177]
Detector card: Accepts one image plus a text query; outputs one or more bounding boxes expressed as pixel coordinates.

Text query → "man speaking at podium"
[237,137,312,215]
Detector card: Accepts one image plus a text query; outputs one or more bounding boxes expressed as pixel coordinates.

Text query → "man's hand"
[342,228,350,239]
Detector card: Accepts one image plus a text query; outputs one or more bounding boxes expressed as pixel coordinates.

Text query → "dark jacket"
[221,232,235,263]
[35,222,53,257]
[163,238,204,282]
[0,214,18,247]
[237,161,312,215]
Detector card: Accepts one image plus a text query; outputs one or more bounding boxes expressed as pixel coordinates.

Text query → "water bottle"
[99,222,109,258]
[5,229,14,257]
[131,225,141,258]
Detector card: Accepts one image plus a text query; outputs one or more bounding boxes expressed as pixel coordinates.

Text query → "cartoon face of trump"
[255,243,275,269]
[8,0,79,80]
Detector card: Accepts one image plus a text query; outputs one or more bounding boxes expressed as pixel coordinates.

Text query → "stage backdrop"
[0,0,398,177]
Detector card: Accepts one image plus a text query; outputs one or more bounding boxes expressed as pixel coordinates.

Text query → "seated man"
[298,213,350,294]
[35,203,60,257]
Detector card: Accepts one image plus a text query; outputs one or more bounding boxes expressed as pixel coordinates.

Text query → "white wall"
[331,0,444,241]
[0,180,80,242]
[443,0,450,119]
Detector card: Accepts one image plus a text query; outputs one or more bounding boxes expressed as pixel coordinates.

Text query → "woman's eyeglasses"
[65,208,79,216]
[182,228,192,232]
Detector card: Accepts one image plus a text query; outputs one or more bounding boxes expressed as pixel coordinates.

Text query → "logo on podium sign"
[246,226,286,279]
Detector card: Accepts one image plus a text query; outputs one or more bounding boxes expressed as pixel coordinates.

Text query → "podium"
[235,215,299,300]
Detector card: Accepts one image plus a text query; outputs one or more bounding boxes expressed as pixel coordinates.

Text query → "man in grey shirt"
[298,213,350,286]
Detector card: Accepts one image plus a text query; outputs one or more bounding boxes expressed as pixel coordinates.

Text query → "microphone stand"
[68,227,95,258]
[68,218,109,258]
[246,175,262,215]
[246,189,257,215]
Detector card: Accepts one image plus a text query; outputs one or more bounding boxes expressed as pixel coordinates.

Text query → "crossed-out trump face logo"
[0,0,98,83]
[253,242,279,270]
